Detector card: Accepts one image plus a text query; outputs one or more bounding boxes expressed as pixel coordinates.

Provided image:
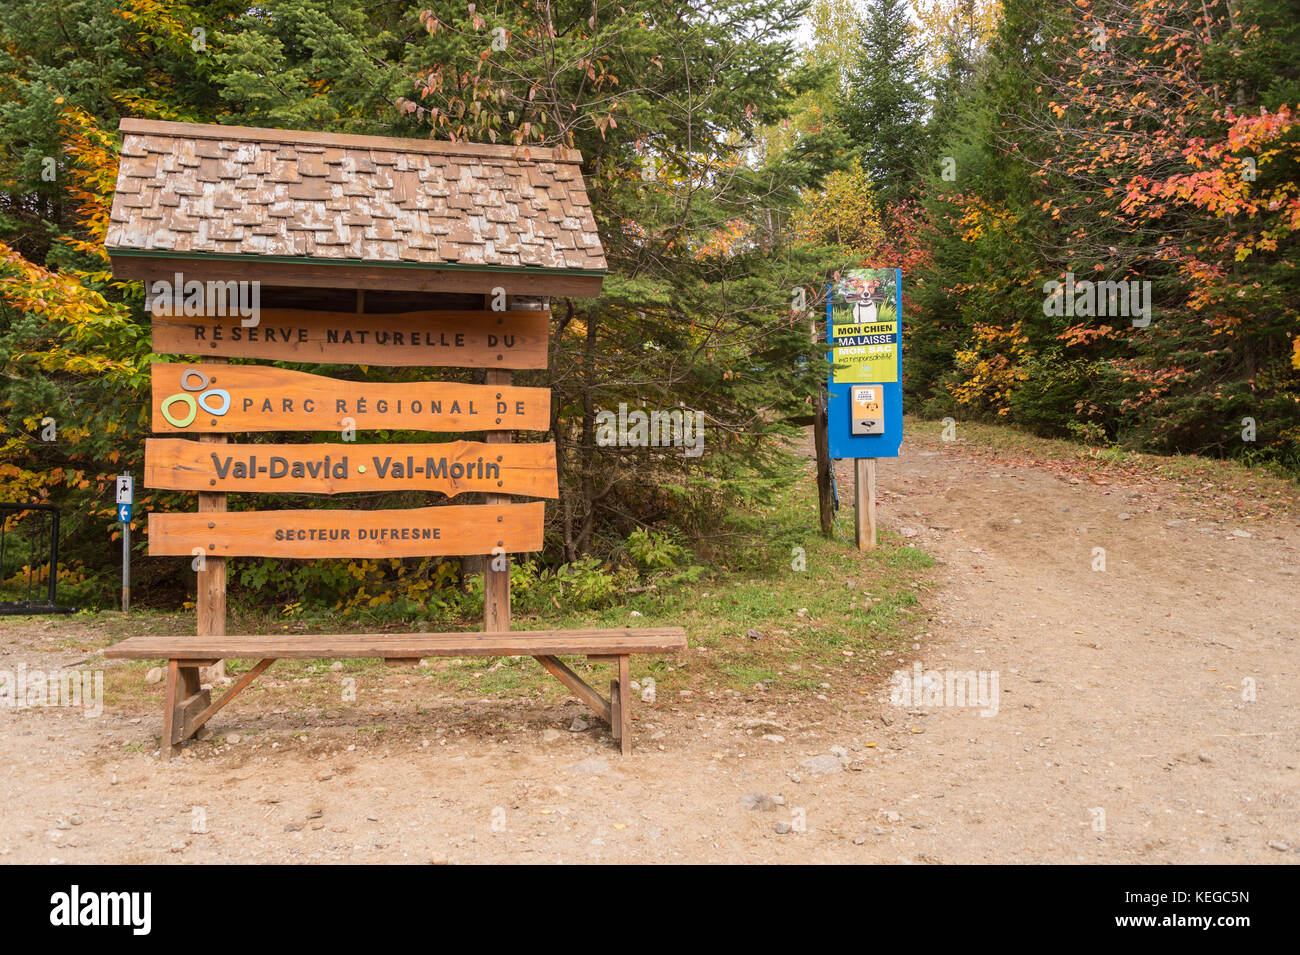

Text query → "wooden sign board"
[145,438,558,498]
[151,363,549,434]
[148,502,545,559]
[151,308,550,369]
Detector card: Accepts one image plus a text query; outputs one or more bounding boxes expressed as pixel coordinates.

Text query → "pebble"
[774,821,792,834]
[571,757,609,775]
[1268,840,1291,852]
[226,734,242,744]
[746,629,764,640]
[1119,513,1132,521]
[284,823,303,832]
[144,667,163,685]
[740,793,783,812]
[331,662,344,672]
[569,716,590,732]
[541,729,562,743]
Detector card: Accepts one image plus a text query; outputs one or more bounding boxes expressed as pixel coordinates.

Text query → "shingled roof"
[106,119,606,296]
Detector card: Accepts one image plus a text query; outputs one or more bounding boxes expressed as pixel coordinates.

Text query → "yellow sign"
[831,339,898,383]
[830,306,899,384]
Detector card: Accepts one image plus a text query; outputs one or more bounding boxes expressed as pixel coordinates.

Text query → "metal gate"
[0,503,74,614]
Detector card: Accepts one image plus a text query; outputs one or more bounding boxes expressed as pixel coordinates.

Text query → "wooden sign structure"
[139,295,682,758]
[130,299,685,760]
[107,119,683,761]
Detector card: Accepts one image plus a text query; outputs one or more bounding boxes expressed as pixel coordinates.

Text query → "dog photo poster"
[829,268,900,384]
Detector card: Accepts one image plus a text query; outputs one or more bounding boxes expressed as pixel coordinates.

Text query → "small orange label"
[852,386,882,418]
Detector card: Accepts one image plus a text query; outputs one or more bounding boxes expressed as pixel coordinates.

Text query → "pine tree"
[836,0,929,203]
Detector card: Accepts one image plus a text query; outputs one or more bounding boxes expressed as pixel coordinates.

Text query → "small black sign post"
[117,474,133,613]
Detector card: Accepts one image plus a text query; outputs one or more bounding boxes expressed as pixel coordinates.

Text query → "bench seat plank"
[105,627,686,660]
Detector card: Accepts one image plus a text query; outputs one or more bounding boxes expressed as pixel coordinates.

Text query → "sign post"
[116,474,133,611]
[826,269,904,549]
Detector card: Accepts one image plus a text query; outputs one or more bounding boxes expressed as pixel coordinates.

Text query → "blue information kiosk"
[825,268,903,547]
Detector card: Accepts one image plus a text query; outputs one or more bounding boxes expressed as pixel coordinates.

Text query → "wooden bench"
[106,628,686,759]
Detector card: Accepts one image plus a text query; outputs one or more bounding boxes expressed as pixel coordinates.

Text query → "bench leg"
[183,658,275,741]
[617,655,631,755]
[160,661,208,760]
[609,678,621,744]
[538,654,632,755]
[537,655,611,724]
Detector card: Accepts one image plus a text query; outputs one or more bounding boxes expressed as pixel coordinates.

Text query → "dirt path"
[2,427,1297,864]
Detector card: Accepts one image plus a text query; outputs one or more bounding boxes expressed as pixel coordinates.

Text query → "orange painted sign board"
[148,502,545,558]
[145,438,558,498]
[151,363,549,434]
[151,308,549,369]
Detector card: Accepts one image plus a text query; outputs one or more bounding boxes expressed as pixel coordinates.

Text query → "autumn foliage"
[794,0,1298,467]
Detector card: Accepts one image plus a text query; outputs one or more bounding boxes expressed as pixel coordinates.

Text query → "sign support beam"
[116,473,134,612]
[483,292,514,632]
[854,458,877,551]
[195,357,228,709]
[122,521,131,612]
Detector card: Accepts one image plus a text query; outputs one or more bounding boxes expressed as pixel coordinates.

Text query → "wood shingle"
[106,119,607,291]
